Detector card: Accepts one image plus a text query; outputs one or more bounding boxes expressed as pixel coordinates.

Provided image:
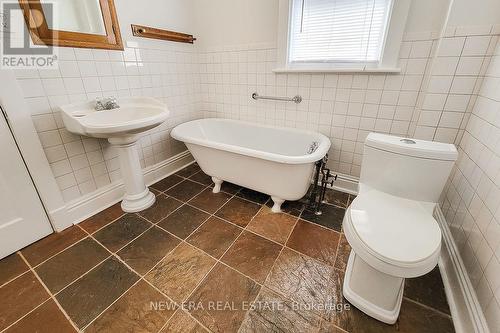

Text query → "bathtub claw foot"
[271,196,285,213]
[212,177,223,193]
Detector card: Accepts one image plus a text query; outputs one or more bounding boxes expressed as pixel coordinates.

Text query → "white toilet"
[342,133,458,324]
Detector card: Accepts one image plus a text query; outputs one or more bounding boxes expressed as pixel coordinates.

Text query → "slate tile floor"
[0,163,455,333]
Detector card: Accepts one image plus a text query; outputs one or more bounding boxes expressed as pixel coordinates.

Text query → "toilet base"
[343,250,404,324]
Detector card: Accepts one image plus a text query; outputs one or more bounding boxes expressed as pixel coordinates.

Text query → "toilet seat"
[343,189,441,278]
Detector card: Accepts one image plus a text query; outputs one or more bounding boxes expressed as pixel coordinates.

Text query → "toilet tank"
[360,133,458,203]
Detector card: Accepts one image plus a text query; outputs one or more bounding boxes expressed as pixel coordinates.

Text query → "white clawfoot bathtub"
[170,119,331,212]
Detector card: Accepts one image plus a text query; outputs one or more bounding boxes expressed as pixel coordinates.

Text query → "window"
[276,0,409,72]
[289,0,392,64]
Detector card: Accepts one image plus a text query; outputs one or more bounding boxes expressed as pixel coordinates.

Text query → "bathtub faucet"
[307,141,319,154]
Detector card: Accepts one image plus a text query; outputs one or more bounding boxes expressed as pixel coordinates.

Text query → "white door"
[0,107,53,259]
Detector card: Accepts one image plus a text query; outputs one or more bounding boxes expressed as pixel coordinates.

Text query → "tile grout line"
[0,258,30,289]
[332,225,345,269]
[179,188,347,276]
[236,205,308,333]
[51,253,112,296]
[22,234,89,270]
[78,175,348,331]
[19,209,127,273]
[42,214,168,330]
[78,210,127,235]
[242,196,352,330]
[76,181,237,333]
[76,226,183,332]
[81,229,187,331]
[402,296,453,319]
[235,283,266,333]
[146,190,245,333]
[154,188,265,333]
[80,277,145,331]
[3,212,166,331]
[0,297,55,333]
[15,252,81,333]
[0,208,137,331]
[0,271,58,333]
[173,234,246,331]
[39,228,116,298]
[80,213,155,256]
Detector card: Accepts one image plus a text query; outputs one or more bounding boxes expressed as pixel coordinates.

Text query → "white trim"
[378,0,412,68]
[328,172,359,195]
[276,0,291,71]
[64,151,194,225]
[434,206,490,333]
[272,67,401,74]
[276,0,411,73]
[0,70,66,231]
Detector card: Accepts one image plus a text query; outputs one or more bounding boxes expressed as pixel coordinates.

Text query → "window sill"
[272,67,401,74]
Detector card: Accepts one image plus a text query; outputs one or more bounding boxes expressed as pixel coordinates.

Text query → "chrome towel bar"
[252,92,302,104]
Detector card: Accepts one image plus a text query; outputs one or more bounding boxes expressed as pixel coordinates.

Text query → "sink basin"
[60,97,169,138]
[60,97,170,213]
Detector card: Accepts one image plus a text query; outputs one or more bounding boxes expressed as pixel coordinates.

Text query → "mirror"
[19,0,123,50]
[40,0,106,35]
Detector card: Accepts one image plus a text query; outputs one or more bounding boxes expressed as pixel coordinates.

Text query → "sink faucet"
[95,97,119,111]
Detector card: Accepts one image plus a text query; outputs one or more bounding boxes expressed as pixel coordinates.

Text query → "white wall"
[193,0,279,48]
[115,0,197,40]
[193,0,453,49]
[447,0,500,28]
[404,0,451,34]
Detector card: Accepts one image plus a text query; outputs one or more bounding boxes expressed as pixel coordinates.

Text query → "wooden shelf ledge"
[131,24,196,44]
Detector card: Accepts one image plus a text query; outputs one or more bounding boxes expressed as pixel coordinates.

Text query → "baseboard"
[48,206,72,231]
[61,151,194,226]
[329,172,359,195]
[434,206,490,333]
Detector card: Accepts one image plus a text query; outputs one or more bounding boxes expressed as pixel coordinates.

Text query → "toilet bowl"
[342,133,457,324]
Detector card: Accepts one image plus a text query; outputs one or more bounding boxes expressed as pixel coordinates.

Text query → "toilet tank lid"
[365,133,458,161]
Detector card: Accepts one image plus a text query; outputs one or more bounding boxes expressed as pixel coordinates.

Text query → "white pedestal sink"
[60,97,169,212]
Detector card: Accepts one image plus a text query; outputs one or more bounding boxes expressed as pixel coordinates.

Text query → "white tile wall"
[199,35,438,177]
[440,39,500,333]
[16,41,201,202]
[413,28,499,145]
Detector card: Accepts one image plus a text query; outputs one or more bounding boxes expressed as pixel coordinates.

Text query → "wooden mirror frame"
[18,0,123,50]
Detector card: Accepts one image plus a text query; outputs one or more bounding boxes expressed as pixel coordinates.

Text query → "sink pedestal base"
[109,136,156,212]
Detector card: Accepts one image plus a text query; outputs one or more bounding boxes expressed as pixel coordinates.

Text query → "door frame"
[0,69,71,231]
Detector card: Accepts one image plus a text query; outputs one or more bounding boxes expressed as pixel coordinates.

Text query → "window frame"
[275,0,412,73]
